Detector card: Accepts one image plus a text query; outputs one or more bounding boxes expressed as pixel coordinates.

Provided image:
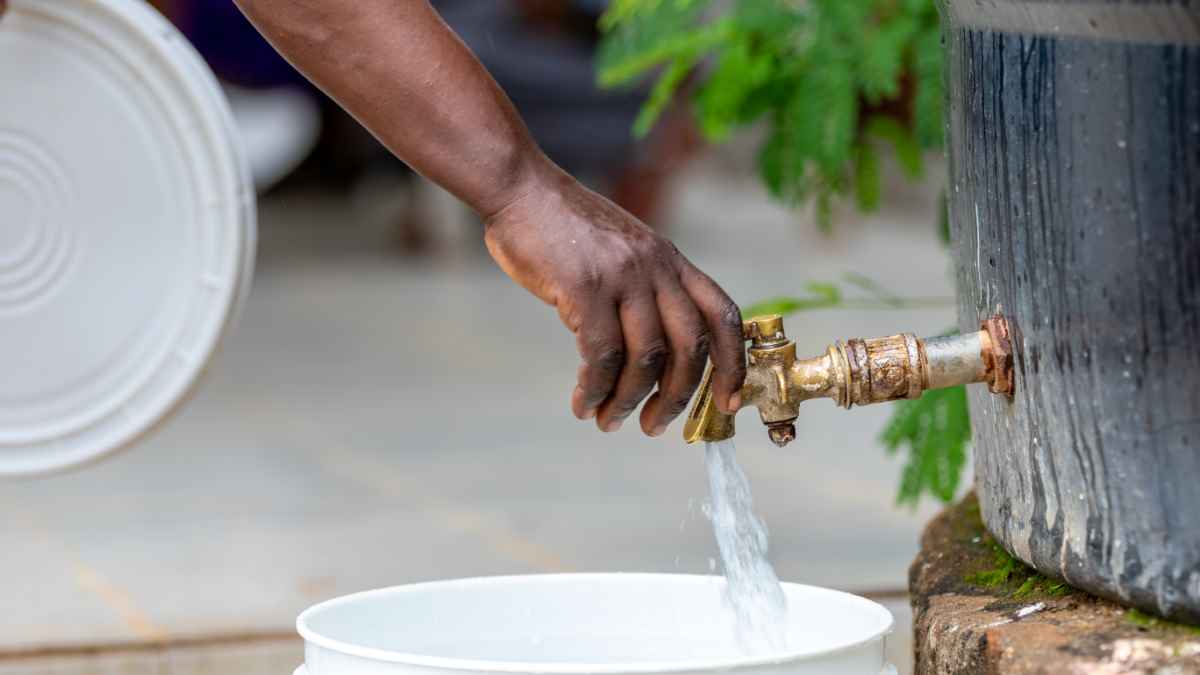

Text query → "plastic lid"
[0,0,256,476]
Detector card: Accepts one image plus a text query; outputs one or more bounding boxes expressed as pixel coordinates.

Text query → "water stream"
[703,439,789,654]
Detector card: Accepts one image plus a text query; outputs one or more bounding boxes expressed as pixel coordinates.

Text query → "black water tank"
[943,0,1200,621]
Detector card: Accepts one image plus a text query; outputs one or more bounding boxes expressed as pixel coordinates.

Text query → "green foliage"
[598,0,944,229]
[743,281,842,317]
[741,274,950,318]
[634,53,700,137]
[882,384,970,505]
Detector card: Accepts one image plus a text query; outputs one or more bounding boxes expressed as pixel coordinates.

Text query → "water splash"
[703,439,789,654]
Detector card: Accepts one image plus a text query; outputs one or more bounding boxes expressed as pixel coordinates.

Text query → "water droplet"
[1117,139,1127,149]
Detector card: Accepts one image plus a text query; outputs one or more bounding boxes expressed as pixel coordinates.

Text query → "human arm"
[232,0,746,434]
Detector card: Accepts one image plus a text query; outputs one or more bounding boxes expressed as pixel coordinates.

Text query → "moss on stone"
[1126,608,1200,635]
[957,494,1076,601]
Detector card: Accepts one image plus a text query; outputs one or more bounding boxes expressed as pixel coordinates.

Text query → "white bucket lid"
[0,0,256,476]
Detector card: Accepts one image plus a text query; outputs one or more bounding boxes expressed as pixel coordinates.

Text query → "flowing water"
[703,439,789,654]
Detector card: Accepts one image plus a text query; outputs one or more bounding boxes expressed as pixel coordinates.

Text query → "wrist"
[480,149,572,224]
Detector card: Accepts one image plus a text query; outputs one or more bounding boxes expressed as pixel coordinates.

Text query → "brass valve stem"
[683,314,1014,447]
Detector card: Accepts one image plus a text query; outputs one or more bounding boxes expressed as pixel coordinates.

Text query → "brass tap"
[683,313,1014,447]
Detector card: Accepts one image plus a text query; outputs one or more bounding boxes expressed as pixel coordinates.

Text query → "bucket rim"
[296,572,895,674]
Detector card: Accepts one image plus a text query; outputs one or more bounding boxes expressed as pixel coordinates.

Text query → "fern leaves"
[598,0,945,229]
[881,384,971,506]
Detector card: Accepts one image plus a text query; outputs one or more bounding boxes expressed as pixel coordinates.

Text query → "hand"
[485,169,746,436]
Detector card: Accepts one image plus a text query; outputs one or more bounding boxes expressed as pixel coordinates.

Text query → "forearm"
[232,0,557,217]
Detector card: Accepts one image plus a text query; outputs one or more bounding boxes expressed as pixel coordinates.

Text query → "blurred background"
[1,2,958,674]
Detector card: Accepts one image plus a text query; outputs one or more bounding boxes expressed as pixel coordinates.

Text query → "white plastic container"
[295,574,895,675]
[0,0,255,475]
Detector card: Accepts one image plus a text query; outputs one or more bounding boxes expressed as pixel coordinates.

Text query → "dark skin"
[0,0,746,435]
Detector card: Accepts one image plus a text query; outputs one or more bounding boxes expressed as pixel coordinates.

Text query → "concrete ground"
[1,146,957,674]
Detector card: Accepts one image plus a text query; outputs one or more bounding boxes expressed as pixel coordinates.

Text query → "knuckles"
[682,331,711,365]
[635,343,669,373]
[718,300,744,334]
[665,394,693,417]
[592,346,627,374]
[570,266,605,297]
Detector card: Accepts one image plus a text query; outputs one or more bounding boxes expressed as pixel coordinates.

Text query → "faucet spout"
[683,314,1014,448]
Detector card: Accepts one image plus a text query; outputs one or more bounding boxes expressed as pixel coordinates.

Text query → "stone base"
[909,493,1200,674]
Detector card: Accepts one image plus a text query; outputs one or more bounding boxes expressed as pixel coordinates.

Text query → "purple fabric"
[176,0,309,89]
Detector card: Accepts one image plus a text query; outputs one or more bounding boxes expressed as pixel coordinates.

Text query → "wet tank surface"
[944,0,1200,621]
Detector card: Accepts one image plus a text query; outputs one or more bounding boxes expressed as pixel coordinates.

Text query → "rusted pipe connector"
[981,314,1015,397]
[835,332,927,408]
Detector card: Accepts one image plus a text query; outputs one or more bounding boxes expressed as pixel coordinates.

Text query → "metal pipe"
[923,332,988,390]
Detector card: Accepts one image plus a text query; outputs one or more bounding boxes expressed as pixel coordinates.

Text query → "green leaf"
[865,115,924,178]
[881,384,971,505]
[633,53,697,137]
[803,281,842,304]
[859,16,919,103]
[913,25,945,148]
[596,1,720,87]
[757,128,786,198]
[854,141,881,211]
[742,291,842,318]
[597,0,947,231]
[597,19,729,87]
[841,272,902,306]
[810,60,859,177]
[732,0,805,36]
[694,39,777,141]
[600,0,711,32]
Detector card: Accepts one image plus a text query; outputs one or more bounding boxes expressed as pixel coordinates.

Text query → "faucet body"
[684,314,1014,447]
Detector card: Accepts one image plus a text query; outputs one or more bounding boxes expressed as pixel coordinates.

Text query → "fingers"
[571,299,625,420]
[639,281,709,436]
[679,264,745,413]
[595,295,668,432]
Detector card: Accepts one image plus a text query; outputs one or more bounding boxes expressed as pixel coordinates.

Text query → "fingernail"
[582,407,598,420]
[727,392,742,411]
[604,418,623,432]
[650,424,667,437]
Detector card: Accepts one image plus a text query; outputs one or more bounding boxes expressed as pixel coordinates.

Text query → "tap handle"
[682,362,735,443]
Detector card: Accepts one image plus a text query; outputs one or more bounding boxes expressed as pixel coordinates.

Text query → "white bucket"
[295,574,895,675]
